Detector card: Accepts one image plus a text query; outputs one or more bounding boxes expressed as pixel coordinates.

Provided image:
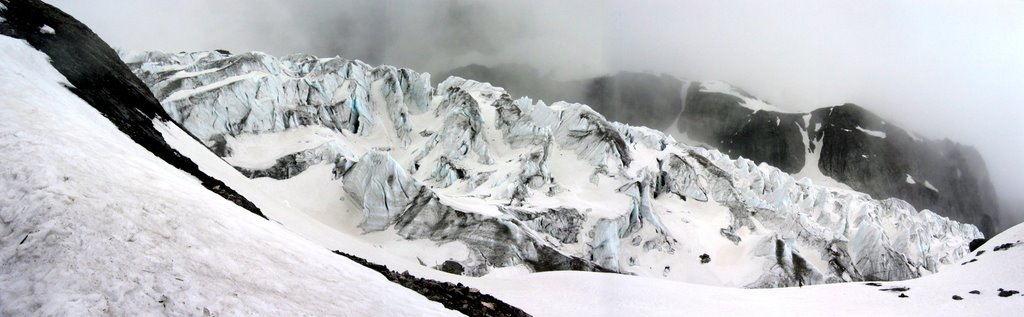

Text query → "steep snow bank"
[0,36,460,316]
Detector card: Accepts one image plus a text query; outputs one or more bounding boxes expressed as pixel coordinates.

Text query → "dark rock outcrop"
[699,254,711,264]
[0,0,266,219]
[969,238,989,252]
[805,103,997,236]
[679,84,806,172]
[993,241,1021,252]
[334,251,532,317]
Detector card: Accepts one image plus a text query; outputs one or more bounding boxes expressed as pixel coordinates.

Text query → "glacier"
[121,49,983,288]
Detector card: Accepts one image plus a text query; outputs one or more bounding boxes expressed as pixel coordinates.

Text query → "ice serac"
[680,81,1000,236]
[235,140,354,180]
[124,50,430,148]
[343,150,421,231]
[343,150,608,275]
[416,79,493,166]
[127,50,984,288]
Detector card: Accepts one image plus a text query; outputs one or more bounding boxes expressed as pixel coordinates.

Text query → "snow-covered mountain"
[443,65,1002,236]
[679,81,1000,236]
[121,49,981,288]
[3,1,1021,316]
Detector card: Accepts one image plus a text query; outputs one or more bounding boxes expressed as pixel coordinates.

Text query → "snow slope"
[470,220,1024,316]
[125,49,982,289]
[697,80,789,113]
[0,36,460,316]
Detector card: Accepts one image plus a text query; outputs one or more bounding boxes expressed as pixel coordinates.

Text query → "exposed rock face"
[127,50,983,288]
[334,251,532,317]
[681,82,999,236]
[678,83,807,173]
[0,0,265,219]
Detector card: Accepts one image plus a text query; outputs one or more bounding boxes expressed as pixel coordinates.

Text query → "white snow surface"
[697,80,790,113]
[472,223,1024,316]
[0,36,461,316]
[38,24,55,35]
[856,126,887,138]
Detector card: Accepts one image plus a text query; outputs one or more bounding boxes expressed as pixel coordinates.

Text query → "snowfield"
[469,221,1024,316]
[0,36,461,316]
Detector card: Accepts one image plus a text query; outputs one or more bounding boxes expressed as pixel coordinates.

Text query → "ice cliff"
[122,50,982,288]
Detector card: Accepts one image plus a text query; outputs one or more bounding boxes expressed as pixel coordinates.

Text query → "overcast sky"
[49,0,1024,227]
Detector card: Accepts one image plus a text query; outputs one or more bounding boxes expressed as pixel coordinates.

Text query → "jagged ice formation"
[122,50,982,288]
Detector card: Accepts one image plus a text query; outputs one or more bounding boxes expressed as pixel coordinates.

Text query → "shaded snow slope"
[0,36,460,317]
[126,49,982,288]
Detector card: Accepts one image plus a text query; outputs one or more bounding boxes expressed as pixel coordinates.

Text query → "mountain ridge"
[443,64,1000,235]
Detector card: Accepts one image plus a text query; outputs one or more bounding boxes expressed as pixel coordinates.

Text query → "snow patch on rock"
[38,24,54,34]
[856,126,887,138]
